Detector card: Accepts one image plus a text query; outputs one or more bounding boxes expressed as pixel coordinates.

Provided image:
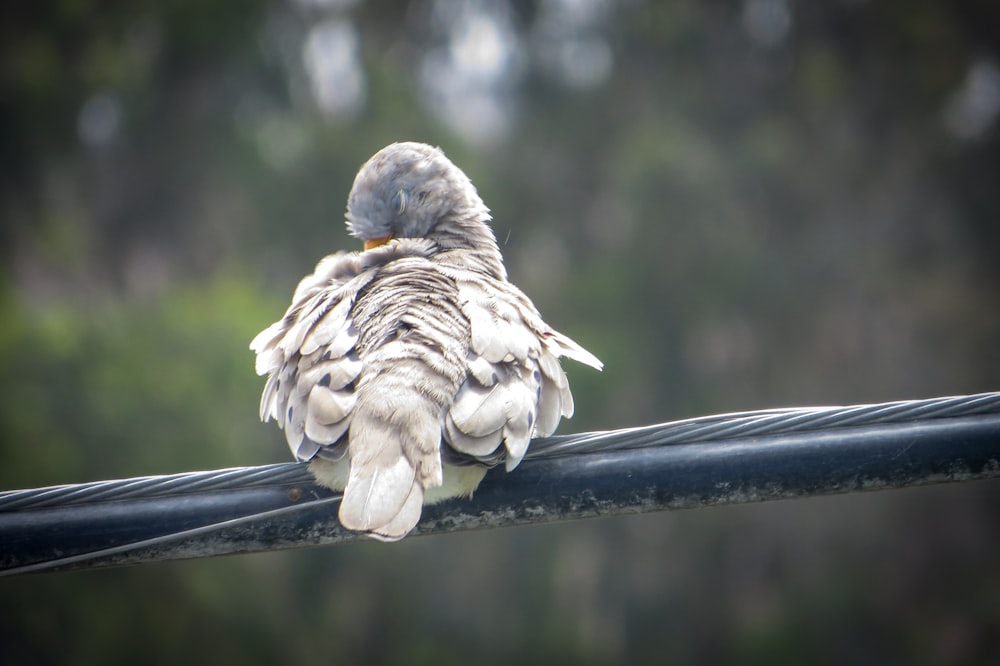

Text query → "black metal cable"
[3,392,997,513]
[0,494,344,577]
[1,391,998,575]
[0,463,313,512]
[527,392,1000,456]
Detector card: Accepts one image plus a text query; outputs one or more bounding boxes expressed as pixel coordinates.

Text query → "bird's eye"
[416,191,428,204]
[394,189,408,214]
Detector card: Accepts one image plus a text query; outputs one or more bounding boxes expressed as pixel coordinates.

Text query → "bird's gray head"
[345,142,492,251]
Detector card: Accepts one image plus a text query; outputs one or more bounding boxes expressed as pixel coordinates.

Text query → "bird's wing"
[253,242,457,541]
[251,241,600,541]
[250,251,381,462]
[443,268,603,472]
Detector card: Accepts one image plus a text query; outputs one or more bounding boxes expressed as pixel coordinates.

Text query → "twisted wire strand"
[0,463,314,512]
[2,391,998,514]
[526,391,1000,457]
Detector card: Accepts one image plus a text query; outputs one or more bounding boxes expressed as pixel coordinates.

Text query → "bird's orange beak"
[363,234,394,251]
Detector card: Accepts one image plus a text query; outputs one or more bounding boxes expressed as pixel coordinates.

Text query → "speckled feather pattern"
[251,142,601,541]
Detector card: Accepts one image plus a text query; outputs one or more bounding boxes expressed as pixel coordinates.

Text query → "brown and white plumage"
[251,142,601,541]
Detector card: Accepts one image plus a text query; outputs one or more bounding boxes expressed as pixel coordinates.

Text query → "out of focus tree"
[2,1,999,664]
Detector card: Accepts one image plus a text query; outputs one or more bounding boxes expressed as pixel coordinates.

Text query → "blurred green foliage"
[2,0,1000,664]
[0,275,283,487]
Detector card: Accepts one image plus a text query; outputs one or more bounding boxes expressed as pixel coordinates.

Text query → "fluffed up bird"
[250,142,602,541]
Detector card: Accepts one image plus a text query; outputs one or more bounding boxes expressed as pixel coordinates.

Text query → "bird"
[250,142,602,541]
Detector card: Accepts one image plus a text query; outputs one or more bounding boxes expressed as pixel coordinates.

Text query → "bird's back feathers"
[252,143,600,541]
[252,239,600,540]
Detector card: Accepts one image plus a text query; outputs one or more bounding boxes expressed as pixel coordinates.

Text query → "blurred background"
[2,0,1000,663]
